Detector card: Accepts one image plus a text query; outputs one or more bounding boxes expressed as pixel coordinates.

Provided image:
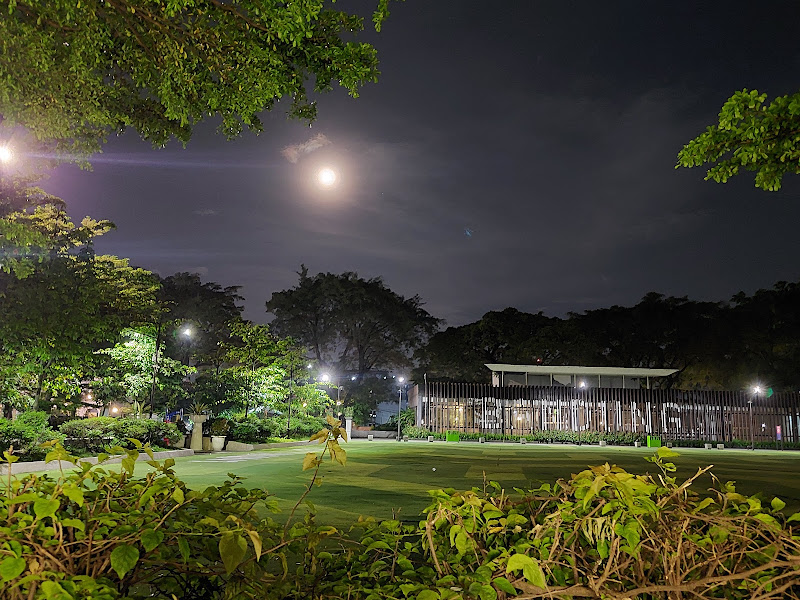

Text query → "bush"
[0,412,64,461]
[2,443,799,599]
[59,417,180,452]
[228,414,326,443]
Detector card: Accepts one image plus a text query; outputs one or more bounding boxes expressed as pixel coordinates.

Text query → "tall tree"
[266,267,440,375]
[677,89,800,191]
[0,0,396,155]
[159,272,244,369]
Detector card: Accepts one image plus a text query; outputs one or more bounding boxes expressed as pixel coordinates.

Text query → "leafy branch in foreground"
[0,0,399,156]
[677,89,800,191]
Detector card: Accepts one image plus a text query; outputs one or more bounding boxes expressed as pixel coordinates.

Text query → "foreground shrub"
[0,412,64,461]
[313,447,800,599]
[3,437,799,598]
[0,418,349,599]
[59,417,180,452]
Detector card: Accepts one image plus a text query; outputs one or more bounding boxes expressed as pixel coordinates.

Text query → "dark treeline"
[414,285,800,392]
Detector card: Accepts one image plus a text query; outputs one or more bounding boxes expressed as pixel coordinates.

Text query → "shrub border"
[0,448,194,476]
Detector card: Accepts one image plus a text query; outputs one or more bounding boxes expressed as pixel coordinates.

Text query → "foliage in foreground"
[677,88,800,191]
[2,439,800,598]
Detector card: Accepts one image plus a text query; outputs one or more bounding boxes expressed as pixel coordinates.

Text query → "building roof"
[485,364,678,378]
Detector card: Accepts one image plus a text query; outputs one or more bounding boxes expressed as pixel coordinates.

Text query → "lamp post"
[397,376,405,442]
[750,385,762,451]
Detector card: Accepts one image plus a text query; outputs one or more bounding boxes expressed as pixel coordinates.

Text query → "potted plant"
[209,418,229,452]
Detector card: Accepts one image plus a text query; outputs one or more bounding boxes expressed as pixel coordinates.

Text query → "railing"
[414,382,800,444]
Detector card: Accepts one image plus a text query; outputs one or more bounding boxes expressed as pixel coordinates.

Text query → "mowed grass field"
[158,440,800,526]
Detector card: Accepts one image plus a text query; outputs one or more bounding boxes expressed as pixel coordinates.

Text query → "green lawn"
[160,440,800,526]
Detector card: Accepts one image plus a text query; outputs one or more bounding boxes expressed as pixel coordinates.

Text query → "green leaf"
[61,518,85,531]
[597,539,609,559]
[39,581,68,596]
[110,543,140,579]
[178,537,190,562]
[492,576,517,595]
[141,529,164,552]
[172,488,185,504]
[416,591,440,600]
[479,584,497,600]
[8,493,38,504]
[62,485,84,507]
[219,532,248,574]
[771,497,786,511]
[787,512,800,523]
[507,553,547,588]
[366,540,392,551]
[0,556,26,581]
[33,497,59,520]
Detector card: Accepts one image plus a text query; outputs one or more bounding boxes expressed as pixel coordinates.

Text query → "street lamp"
[0,146,12,164]
[397,376,405,442]
[750,385,762,451]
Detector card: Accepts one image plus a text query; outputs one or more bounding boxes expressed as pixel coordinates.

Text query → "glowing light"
[307,363,312,369]
[351,375,356,381]
[579,380,586,389]
[302,402,307,408]
[753,385,762,395]
[318,167,337,187]
[86,393,92,400]
[111,406,119,414]
[0,146,12,163]
[398,376,405,383]
[321,373,330,382]
[182,327,193,337]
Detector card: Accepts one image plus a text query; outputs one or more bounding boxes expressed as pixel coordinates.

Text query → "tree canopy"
[0,0,396,155]
[266,266,440,376]
[416,286,800,392]
[677,89,800,191]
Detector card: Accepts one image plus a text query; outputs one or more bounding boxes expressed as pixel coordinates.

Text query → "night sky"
[44,1,800,326]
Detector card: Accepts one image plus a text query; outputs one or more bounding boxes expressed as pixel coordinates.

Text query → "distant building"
[486,363,678,389]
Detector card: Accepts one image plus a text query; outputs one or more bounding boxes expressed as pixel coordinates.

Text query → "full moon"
[318,167,337,187]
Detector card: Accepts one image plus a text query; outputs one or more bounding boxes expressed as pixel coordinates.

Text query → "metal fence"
[413,382,800,444]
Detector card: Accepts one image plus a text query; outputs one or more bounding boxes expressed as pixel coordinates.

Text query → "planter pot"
[634,441,641,448]
[428,436,434,442]
[599,440,608,447]
[367,434,374,441]
[717,443,725,450]
[202,436,213,452]
[211,436,226,452]
[174,435,187,449]
[189,414,208,451]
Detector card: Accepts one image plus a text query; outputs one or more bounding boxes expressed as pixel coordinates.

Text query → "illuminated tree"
[0,0,396,155]
[677,89,800,191]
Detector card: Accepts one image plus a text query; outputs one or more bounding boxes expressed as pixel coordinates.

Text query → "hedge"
[58,417,181,452]
[228,414,327,443]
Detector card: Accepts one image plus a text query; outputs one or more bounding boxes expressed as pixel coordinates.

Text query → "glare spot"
[318,167,337,187]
